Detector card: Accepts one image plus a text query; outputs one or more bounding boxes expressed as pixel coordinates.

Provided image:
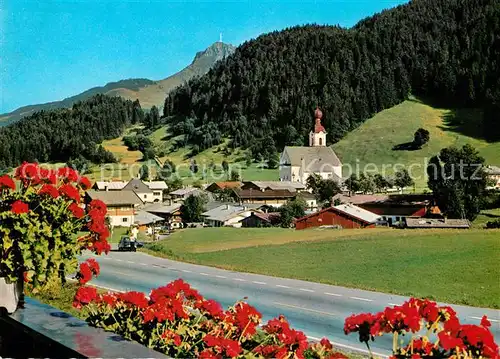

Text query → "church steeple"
[309,107,327,146]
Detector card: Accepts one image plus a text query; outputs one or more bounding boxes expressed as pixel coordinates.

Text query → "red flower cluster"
[76,259,100,284]
[68,203,85,218]
[118,291,150,309]
[78,177,92,190]
[258,315,309,358]
[203,335,242,358]
[39,184,59,198]
[15,162,58,187]
[57,167,79,183]
[0,175,15,191]
[227,301,262,338]
[345,298,499,358]
[71,279,364,359]
[11,200,29,214]
[73,286,98,309]
[81,199,110,254]
[59,183,80,202]
[162,330,182,347]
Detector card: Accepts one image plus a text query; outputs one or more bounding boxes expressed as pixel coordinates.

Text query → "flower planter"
[0,277,24,314]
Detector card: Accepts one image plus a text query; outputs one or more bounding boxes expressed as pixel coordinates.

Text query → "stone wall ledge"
[0,297,169,358]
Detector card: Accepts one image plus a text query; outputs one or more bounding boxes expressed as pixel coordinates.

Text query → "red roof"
[206,181,242,192]
[314,118,326,133]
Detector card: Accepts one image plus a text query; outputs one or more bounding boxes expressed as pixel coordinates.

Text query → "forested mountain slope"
[164,0,500,154]
[0,95,144,168]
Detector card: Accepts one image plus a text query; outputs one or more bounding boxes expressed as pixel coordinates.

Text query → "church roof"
[283,146,342,172]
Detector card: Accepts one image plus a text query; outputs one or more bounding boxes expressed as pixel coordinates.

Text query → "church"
[279,108,342,184]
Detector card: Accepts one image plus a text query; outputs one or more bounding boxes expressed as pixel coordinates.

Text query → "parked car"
[118,236,144,252]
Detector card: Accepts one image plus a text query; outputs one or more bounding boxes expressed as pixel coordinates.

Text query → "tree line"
[163,0,500,152]
[0,95,146,170]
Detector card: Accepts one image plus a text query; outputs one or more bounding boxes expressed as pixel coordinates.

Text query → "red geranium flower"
[438,331,464,351]
[98,293,118,307]
[88,199,107,216]
[78,176,92,190]
[11,200,29,214]
[199,349,221,359]
[162,330,182,346]
[0,175,15,191]
[73,286,98,308]
[39,184,60,198]
[59,184,80,202]
[57,167,79,183]
[77,262,93,284]
[15,162,41,185]
[481,315,492,328]
[320,337,333,350]
[68,203,85,218]
[118,291,149,309]
[40,168,57,184]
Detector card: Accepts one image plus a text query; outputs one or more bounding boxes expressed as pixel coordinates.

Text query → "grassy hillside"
[145,227,500,308]
[94,125,277,184]
[332,98,500,191]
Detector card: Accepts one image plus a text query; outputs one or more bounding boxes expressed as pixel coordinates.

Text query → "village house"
[86,190,142,227]
[333,193,440,227]
[279,108,342,184]
[205,181,242,193]
[169,187,203,202]
[145,181,169,202]
[92,181,127,191]
[92,179,168,203]
[134,210,164,231]
[485,165,500,189]
[123,179,154,203]
[296,191,318,212]
[239,212,281,227]
[295,204,382,230]
[201,204,258,228]
[240,181,306,192]
[234,188,296,207]
[143,202,183,229]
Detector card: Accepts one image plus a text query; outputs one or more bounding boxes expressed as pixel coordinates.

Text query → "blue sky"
[1,0,408,113]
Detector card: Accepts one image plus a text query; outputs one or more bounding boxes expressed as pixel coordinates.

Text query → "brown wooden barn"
[295,204,382,230]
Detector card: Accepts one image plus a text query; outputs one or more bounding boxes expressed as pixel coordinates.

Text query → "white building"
[145,181,169,202]
[279,108,342,184]
[86,190,142,227]
[201,204,257,228]
[123,179,155,203]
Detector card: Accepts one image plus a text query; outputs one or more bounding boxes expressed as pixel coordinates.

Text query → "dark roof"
[235,189,296,200]
[86,190,143,206]
[239,212,281,223]
[405,217,470,229]
[123,179,153,194]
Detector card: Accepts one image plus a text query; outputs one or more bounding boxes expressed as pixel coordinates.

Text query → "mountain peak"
[192,42,236,63]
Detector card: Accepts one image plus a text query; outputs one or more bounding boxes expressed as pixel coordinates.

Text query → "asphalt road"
[81,249,500,357]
